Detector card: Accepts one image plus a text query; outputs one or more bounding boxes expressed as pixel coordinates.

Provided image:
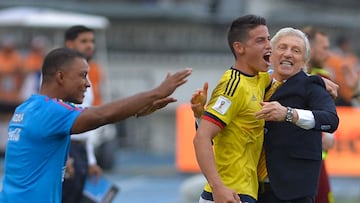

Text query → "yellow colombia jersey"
[203,68,270,200]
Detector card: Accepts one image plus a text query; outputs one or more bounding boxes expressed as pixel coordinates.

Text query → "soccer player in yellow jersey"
[193,14,272,203]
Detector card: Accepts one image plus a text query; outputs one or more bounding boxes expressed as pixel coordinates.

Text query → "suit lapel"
[269,71,307,101]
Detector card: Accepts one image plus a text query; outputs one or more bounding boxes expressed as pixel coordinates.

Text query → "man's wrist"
[285,107,294,123]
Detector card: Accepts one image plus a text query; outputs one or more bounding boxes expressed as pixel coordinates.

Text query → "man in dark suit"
[255,27,339,203]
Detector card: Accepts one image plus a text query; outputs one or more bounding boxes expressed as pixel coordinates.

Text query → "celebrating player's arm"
[190,82,208,127]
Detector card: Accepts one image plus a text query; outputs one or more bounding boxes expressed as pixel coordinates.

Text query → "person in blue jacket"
[0,47,191,203]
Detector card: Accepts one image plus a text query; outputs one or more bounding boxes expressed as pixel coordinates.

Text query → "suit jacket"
[264,71,339,200]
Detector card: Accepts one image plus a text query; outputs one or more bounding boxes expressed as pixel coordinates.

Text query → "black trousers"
[62,141,89,203]
[201,190,256,203]
[257,182,314,203]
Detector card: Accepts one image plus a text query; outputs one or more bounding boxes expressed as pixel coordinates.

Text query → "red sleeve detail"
[203,115,225,129]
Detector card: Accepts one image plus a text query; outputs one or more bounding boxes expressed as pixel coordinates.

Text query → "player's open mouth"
[263,52,271,64]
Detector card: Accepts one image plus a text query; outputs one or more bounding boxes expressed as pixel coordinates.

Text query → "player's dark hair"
[42,47,84,82]
[227,14,267,58]
[302,26,328,43]
[64,25,93,42]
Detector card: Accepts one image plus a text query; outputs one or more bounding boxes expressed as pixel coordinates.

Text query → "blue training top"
[0,94,83,203]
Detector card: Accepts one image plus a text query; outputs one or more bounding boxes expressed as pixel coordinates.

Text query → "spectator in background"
[0,35,24,155]
[21,35,49,99]
[87,60,103,106]
[0,35,25,109]
[87,58,116,170]
[303,26,335,203]
[62,25,104,203]
[302,27,332,79]
[326,34,360,106]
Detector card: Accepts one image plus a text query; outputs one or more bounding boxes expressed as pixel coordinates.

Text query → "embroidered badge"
[212,96,231,115]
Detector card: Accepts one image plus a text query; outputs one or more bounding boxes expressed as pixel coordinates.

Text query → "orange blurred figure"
[0,36,25,105]
[326,35,360,106]
[22,36,49,99]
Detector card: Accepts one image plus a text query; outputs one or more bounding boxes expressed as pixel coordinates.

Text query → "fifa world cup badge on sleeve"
[212,96,231,115]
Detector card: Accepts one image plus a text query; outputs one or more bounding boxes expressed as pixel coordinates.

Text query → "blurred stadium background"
[0,0,360,202]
